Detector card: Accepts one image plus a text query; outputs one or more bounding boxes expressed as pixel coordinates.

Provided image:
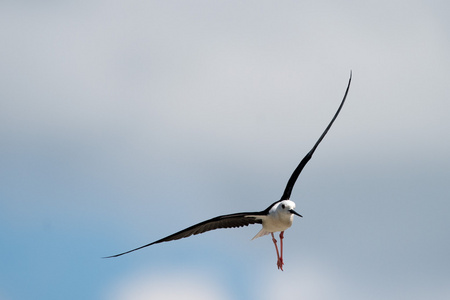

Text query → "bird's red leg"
[271,232,283,271]
[279,231,284,270]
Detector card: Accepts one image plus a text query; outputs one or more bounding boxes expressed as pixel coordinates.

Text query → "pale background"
[1,1,449,299]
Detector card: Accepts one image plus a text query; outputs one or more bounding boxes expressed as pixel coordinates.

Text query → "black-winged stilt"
[105,72,352,271]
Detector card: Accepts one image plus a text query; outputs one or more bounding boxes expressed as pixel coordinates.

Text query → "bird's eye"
[281,204,285,209]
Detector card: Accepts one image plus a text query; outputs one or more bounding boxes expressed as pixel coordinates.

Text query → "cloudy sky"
[1,1,449,299]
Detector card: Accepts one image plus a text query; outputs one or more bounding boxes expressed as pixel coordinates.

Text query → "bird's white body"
[251,200,297,240]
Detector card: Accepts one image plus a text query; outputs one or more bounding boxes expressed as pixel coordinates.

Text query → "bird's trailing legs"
[271,231,285,271]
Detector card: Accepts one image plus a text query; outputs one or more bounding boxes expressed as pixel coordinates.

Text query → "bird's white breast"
[262,213,294,232]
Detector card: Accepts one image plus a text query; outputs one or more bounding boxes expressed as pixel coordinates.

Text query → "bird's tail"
[251,228,271,240]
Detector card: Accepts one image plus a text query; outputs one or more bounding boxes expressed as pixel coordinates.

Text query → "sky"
[1,1,449,299]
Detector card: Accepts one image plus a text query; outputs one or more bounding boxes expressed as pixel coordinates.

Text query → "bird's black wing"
[279,72,352,201]
[104,211,264,258]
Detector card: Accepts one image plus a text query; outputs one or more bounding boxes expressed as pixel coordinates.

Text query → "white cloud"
[260,260,343,300]
[105,269,231,300]
[261,258,450,300]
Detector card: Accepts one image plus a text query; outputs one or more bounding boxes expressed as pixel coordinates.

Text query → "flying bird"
[105,72,352,271]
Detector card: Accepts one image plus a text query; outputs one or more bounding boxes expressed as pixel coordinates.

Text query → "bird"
[104,72,352,271]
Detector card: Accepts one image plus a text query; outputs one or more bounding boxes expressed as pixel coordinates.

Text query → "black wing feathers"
[280,72,352,201]
[104,212,263,258]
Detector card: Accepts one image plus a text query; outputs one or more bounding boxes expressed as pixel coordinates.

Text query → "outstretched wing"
[279,72,352,201]
[104,211,264,258]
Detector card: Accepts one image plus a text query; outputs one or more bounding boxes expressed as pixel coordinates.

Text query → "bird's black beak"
[290,209,303,217]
